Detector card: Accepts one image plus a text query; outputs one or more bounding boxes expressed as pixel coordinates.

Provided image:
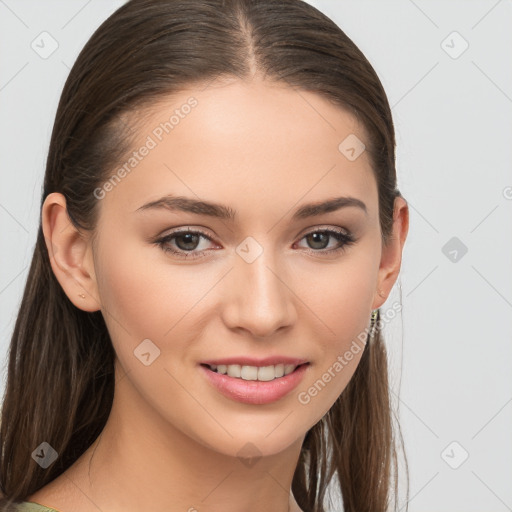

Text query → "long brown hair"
[0,1,409,510]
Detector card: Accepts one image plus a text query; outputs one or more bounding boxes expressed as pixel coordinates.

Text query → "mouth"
[199,362,311,405]
[200,362,308,381]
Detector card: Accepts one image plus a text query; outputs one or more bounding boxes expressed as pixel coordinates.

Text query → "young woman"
[0,1,410,511]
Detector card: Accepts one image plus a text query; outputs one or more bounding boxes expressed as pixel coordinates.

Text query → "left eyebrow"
[133,194,367,221]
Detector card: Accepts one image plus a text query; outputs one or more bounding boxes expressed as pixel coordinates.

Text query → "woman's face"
[83,78,389,458]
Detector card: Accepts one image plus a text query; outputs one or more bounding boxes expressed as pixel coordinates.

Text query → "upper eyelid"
[160,225,351,246]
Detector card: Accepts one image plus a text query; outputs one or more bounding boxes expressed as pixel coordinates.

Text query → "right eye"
[154,228,218,259]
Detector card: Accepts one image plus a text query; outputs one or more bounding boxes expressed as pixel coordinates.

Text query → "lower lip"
[200,363,310,405]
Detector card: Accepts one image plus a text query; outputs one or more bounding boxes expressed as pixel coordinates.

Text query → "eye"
[294,227,356,257]
[154,226,356,260]
[155,228,217,259]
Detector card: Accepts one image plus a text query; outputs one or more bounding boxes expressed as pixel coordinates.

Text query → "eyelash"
[154,226,356,260]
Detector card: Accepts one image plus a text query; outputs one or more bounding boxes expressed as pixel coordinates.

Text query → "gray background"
[1,1,511,511]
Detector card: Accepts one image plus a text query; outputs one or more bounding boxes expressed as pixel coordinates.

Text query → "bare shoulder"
[25,481,67,512]
[26,473,86,512]
[26,444,104,512]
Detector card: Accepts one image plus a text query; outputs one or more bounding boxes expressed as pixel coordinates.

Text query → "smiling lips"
[199,356,310,404]
[205,362,298,381]
[200,356,308,382]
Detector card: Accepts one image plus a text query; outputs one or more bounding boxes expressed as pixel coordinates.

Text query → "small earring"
[370,309,379,337]
[78,293,86,299]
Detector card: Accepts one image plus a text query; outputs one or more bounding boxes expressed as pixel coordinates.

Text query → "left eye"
[155,227,355,260]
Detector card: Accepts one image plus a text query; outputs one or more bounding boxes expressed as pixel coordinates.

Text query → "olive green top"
[12,502,61,512]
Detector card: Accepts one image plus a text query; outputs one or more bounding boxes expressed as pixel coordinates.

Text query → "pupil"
[177,233,199,250]
[308,232,328,249]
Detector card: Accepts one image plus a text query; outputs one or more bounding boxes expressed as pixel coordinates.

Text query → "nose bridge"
[224,240,295,337]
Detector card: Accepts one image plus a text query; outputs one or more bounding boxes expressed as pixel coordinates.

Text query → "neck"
[61,364,305,512]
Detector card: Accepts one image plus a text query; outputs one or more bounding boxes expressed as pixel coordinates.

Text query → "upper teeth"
[209,363,298,381]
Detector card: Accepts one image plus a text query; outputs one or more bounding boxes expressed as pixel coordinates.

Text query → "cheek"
[301,255,376,343]
[94,236,209,351]
[97,253,162,333]
[293,254,375,411]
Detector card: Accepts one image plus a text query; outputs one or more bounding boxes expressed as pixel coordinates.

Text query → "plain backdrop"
[1,1,511,511]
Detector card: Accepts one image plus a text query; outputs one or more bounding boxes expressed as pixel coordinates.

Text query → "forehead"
[98,78,377,224]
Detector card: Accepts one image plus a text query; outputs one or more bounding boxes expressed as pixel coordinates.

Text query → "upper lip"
[200,356,309,367]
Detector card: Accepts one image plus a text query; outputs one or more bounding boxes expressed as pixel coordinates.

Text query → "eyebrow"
[134,194,367,220]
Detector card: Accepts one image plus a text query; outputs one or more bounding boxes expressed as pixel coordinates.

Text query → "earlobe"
[41,192,101,312]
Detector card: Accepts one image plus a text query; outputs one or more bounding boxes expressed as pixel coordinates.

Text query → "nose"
[221,249,297,339]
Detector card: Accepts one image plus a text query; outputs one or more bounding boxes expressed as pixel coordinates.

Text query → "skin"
[32,78,408,512]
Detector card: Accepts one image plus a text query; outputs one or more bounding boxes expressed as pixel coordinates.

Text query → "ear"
[372,195,409,309]
[41,192,101,312]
